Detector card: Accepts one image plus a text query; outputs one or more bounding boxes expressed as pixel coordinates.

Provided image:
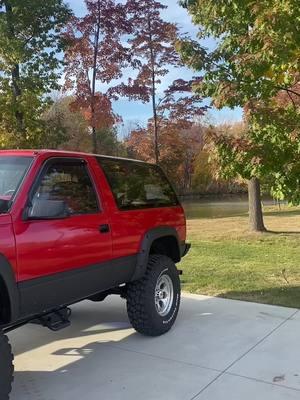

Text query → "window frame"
[97,157,180,211]
[27,157,101,217]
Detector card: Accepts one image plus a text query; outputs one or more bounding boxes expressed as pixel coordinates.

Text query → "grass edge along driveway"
[181,207,300,309]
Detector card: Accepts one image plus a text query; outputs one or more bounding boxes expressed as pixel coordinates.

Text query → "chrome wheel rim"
[155,274,174,317]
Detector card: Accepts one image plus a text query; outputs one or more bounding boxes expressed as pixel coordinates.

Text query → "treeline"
[124,118,246,195]
[44,95,245,194]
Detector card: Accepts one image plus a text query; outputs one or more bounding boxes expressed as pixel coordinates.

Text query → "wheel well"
[150,236,180,263]
[0,277,11,325]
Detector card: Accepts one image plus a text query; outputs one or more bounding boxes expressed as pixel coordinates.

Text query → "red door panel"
[14,214,112,281]
[13,155,112,282]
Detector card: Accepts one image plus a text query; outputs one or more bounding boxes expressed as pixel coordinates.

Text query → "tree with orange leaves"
[111,0,206,163]
[63,0,130,152]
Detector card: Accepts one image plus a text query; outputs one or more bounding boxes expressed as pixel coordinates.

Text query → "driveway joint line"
[102,342,222,373]
[223,309,299,373]
[190,372,224,400]
[189,309,299,400]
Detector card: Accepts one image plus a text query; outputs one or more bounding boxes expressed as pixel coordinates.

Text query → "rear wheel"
[0,330,14,400]
[126,255,181,336]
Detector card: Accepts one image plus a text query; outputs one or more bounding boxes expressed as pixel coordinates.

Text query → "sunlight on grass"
[181,206,300,308]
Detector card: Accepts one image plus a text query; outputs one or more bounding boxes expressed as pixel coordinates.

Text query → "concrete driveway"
[8,293,300,400]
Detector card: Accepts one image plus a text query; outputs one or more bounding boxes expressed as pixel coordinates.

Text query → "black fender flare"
[0,255,20,324]
[131,226,181,281]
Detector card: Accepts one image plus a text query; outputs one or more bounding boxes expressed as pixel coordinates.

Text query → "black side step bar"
[31,307,72,331]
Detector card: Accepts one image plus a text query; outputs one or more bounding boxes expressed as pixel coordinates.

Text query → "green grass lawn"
[180,207,300,308]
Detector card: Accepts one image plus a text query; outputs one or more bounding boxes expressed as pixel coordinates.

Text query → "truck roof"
[0,149,150,164]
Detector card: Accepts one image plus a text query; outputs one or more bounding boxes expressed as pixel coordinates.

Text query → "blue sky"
[65,0,243,129]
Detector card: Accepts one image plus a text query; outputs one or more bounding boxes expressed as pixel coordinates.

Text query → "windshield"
[0,156,33,213]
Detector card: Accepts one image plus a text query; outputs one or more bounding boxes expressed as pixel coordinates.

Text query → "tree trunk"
[92,126,97,154]
[248,177,266,232]
[91,1,101,154]
[147,16,159,164]
[152,85,159,164]
[4,1,24,134]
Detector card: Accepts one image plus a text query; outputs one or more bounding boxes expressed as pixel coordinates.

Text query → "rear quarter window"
[97,158,179,210]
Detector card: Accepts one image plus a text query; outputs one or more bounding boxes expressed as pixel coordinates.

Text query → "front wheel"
[0,330,14,400]
[126,255,181,336]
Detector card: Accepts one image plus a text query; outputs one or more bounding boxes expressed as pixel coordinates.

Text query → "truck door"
[14,156,113,315]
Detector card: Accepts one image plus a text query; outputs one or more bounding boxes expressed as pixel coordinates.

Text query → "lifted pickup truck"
[0,150,190,399]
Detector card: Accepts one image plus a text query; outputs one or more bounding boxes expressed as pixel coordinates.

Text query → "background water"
[182,198,277,220]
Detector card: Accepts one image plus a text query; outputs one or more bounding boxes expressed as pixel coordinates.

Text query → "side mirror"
[27,199,70,220]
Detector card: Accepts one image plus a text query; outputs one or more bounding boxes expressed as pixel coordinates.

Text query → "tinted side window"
[97,158,179,210]
[0,156,32,199]
[33,160,99,215]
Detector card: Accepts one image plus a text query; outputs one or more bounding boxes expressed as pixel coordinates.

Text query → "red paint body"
[0,150,186,283]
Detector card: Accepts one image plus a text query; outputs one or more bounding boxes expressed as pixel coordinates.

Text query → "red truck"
[0,150,190,399]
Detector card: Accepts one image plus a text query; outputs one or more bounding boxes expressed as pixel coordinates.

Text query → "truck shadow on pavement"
[9,299,132,357]
[10,297,213,400]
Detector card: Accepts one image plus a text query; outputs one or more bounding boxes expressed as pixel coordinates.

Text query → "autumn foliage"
[63,0,130,151]
[126,120,203,191]
[69,93,121,131]
[110,0,206,162]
